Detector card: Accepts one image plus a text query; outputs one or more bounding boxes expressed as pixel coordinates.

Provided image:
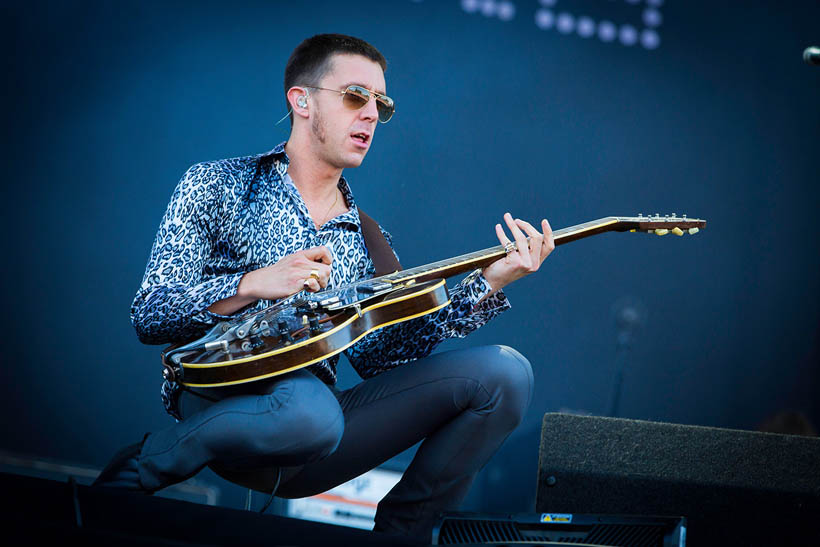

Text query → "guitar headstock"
[612,214,707,235]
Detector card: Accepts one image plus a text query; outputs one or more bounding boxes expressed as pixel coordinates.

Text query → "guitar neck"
[380,217,625,285]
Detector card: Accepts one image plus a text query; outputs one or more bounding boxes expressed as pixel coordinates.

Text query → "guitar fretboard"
[379,217,621,284]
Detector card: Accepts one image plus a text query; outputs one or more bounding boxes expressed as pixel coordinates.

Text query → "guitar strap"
[358,209,402,275]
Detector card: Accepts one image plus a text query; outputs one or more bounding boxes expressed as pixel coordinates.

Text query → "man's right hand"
[208,246,333,316]
[241,246,333,299]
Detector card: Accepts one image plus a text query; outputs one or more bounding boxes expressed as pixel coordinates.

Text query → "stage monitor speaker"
[432,512,686,546]
[537,413,820,546]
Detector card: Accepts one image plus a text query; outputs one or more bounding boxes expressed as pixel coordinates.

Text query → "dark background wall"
[4,0,819,512]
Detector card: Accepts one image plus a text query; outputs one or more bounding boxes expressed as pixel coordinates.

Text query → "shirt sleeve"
[130,163,251,345]
[344,227,511,379]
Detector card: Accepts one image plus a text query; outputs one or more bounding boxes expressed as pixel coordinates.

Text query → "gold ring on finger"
[309,269,321,281]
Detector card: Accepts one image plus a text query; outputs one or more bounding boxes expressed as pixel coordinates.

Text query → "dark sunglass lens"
[377,107,393,122]
[342,85,394,122]
[376,98,394,123]
[343,86,369,110]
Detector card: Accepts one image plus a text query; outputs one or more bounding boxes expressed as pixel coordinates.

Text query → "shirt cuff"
[459,269,511,314]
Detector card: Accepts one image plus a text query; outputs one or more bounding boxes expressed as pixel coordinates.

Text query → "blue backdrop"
[4,0,819,512]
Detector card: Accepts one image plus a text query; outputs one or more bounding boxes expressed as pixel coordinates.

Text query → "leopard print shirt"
[131,142,511,419]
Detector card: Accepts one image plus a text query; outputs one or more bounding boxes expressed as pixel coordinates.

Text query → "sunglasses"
[303,85,395,123]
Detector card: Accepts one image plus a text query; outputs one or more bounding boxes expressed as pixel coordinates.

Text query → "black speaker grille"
[585,523,663,546]
[437,518,667,546]
[438,518,523,544]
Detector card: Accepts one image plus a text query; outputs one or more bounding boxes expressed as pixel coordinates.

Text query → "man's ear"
[286,87,310,119]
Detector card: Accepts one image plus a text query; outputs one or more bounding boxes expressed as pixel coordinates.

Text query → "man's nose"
[359,96,379,122]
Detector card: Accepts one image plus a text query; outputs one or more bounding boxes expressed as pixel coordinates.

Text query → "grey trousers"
[136,345,533,540]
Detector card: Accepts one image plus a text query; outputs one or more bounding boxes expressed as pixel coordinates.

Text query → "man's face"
[308,53,386,169]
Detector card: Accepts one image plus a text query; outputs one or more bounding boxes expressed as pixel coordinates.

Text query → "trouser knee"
[475,344,534,427]
[236,378,345,467]
[260,395,344,464]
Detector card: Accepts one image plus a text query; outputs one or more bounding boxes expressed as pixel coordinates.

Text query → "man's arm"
[208,246,333,316]
[130,162,244,344]
[132,162,335,343]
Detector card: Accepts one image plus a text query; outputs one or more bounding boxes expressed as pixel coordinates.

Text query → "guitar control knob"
[277,320,294,344]
[309,316,322,335]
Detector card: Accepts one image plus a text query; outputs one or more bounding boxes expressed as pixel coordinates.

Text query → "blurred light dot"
[497,1,515,20]
[598,20,616,42]
[461,0,480,13]
[480,0,497,17]
[641,29,661,49]
[577,16,595,38]
[643,8,662,27]
[535,9,554,29]
[619,24,638,46]
[556,12,575,34]
[539,0,556,5]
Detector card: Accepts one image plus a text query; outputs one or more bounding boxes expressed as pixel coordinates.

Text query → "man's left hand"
[481,212,554,295]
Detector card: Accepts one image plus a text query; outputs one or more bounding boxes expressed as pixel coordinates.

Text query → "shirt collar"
[269,141,361,230]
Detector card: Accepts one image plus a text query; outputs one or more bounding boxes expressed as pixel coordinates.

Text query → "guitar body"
[170,279,450,388]
[161,214,706,389]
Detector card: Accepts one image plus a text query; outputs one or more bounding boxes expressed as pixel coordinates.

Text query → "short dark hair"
[284,34,387,125]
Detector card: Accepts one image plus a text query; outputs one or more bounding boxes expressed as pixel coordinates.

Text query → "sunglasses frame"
[302,85,395,123]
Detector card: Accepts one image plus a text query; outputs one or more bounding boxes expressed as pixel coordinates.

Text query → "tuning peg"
[654,228,669,236]
[671,227,684,236]
[688,227,699,235]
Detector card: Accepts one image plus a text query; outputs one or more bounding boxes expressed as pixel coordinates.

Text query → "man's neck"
[284,137,343,203]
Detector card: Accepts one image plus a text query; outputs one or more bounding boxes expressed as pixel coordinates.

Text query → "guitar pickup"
[357,280,393,294]
[319,295,341,307]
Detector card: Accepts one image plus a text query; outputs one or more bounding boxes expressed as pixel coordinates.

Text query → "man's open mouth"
[351,132,370,144]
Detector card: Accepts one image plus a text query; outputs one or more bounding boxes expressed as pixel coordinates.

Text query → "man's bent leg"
[135,369,344,492]
[276,345,534,541]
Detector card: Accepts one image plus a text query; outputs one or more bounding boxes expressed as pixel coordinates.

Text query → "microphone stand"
[607,297,646,417]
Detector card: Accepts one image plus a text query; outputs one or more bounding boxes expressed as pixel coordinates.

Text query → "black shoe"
[92,433,151,492]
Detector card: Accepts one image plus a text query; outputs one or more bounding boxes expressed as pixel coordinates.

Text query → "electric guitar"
[162,214,706,388]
